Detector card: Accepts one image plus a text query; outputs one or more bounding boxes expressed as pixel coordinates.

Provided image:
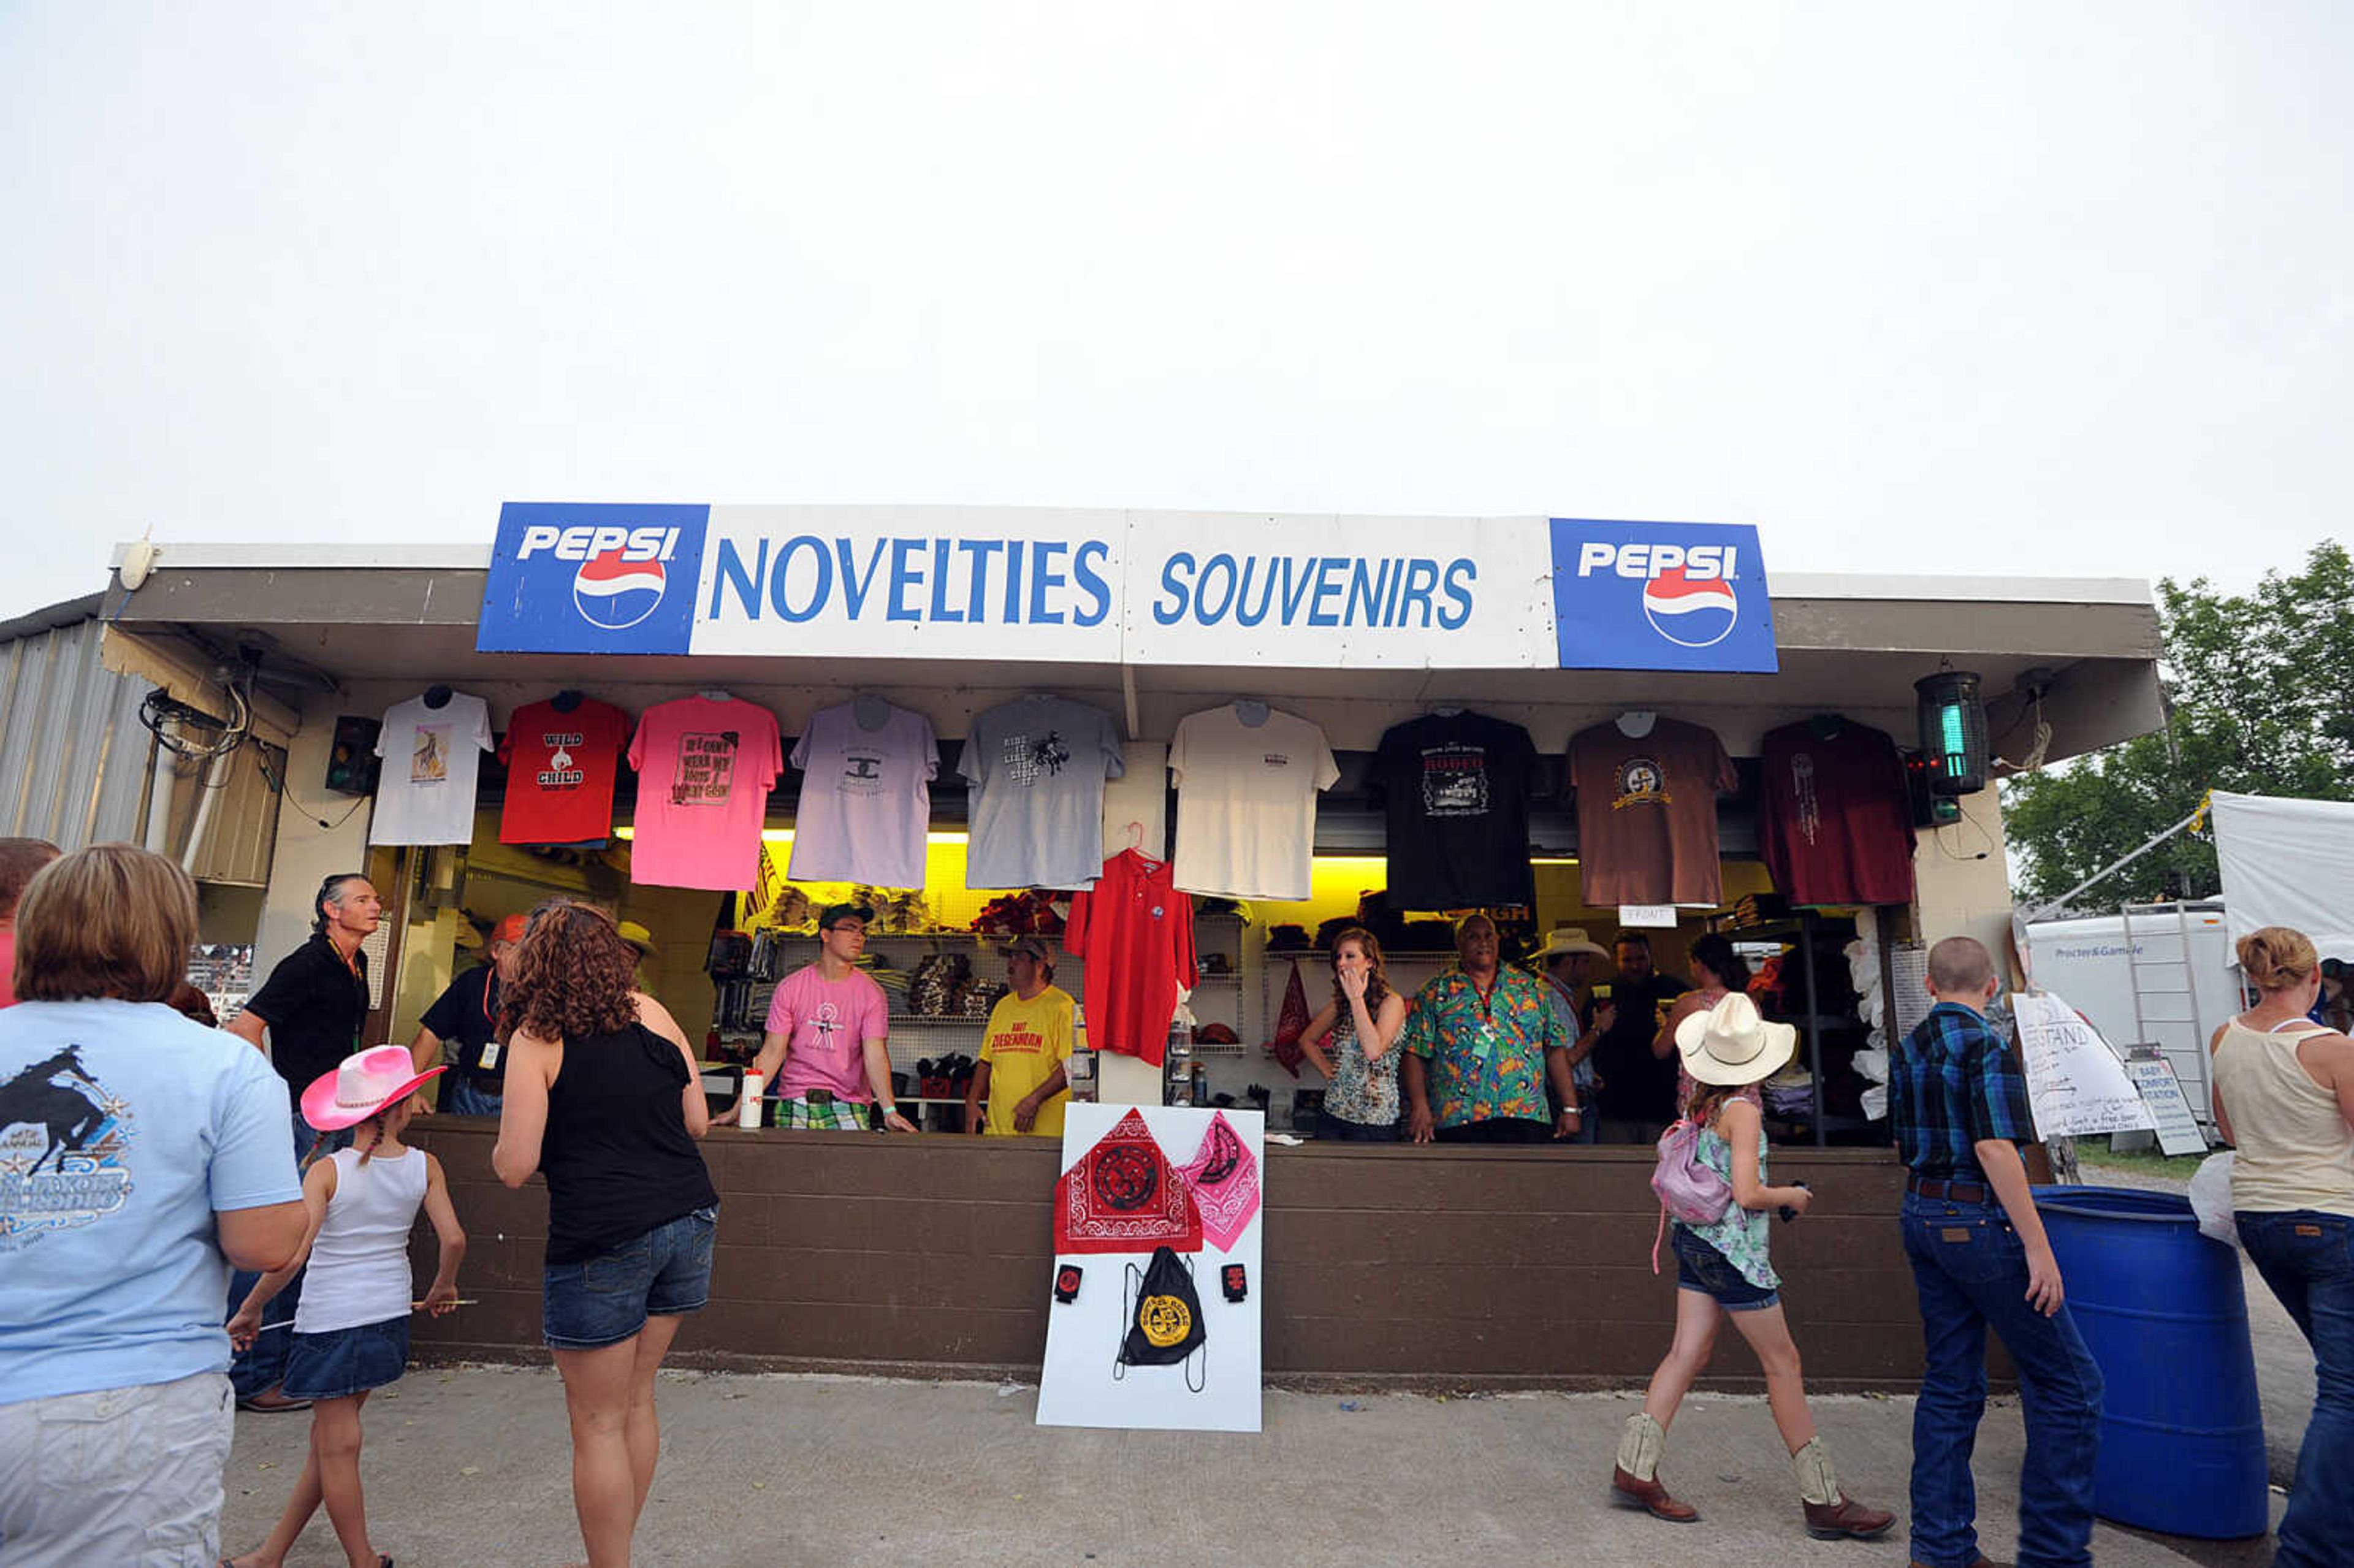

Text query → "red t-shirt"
[499,697,630,845]
[0,927,17,1007]
[1757,721,1916,905]
[1063,850,1198,1066]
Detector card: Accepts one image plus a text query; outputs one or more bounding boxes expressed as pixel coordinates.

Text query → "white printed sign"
[2125,1056,2209,1157]
[2013,992,2157,1138]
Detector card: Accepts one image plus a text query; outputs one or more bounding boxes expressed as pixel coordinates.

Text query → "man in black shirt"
[222,871,378,1409]
[1580,933,1689,1144]
[409,912,525,1116]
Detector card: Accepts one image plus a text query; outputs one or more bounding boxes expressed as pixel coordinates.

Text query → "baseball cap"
[490,913,530,945]
[818,902,875,931]
[1003,935,1052,961]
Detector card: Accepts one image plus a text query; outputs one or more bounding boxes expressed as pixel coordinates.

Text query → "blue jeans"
[440,1076,503,1117]
[1902,1192,2105,1568]
[2237,1209,2354,1568]
[226,1109,348,1398]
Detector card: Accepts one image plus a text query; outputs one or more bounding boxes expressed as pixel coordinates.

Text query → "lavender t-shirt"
[787,701,939,889]
[765,967,891,1102]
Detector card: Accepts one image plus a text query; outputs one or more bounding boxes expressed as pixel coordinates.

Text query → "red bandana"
[1056,1107,1203,1254]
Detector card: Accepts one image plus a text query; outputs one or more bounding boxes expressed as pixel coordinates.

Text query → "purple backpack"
[1649,1117,1734,1272]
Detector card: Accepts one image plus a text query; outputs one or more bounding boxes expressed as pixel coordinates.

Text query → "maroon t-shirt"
[1757,721,1916,905]
[1566,718,1738,907]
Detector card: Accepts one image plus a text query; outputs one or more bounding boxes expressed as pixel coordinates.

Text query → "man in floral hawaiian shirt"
[1401,914,1582,1143]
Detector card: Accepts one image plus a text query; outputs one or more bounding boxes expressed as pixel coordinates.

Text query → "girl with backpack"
[226,1046,467,1568]
[1611,992,1892,1543]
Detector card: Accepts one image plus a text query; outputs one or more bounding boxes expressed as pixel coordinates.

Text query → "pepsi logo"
[1640,566,1739,648]
[573,550,668,630]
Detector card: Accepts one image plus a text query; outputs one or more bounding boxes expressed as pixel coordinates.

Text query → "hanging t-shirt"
[788,701,939,888]
[1369,710,1538,910]
[1064,850,1199,1065]
[1566,718,1739,907]
[764,965,891,1103]
[498,696,629,845]
[625,696,784,891]
[1758,720,1918,906]
[370,692,493,846]
[959,696,1126,890]
[978,983,1076,1138]
[1168,705,1339,901]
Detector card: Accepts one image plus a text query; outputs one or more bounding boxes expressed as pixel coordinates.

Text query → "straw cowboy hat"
[1529,927,1610,964]
[300,1044,446,1133]
[1674,993,1798,1087]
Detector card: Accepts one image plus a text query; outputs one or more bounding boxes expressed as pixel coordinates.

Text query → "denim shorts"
[544,1205,718,1350]
[282,1314,411,1401]
[1672,1224,1781,1312]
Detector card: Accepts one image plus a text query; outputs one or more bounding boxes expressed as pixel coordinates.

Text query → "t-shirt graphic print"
[960,697,1126,890]
[627,696,783,891]
[370,691,494,846]
[500,697,629,845]
[0,1042,134,1245]
[1370,711,1537,909]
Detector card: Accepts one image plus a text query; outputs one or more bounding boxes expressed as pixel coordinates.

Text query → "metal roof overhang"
[99,557,2164,759]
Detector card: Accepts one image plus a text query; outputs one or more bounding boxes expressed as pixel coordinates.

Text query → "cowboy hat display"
[1673,992,1798,1087]
[1528,926,1609,963]
[300,1043,446,1133]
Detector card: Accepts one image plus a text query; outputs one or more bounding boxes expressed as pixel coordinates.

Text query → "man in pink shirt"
[746,904,915,1132]
[0,839,61,1008]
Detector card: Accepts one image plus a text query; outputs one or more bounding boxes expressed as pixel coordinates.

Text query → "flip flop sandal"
[234,1391,312,1414]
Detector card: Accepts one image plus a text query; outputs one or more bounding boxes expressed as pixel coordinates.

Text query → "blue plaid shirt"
[1891,1002,2036,1181]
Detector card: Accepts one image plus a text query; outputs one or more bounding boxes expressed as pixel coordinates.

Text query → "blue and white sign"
[478,505,1779,672]
[1548,519,1778,674]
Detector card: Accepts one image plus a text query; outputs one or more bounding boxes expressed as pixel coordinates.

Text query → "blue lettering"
[771,535,832,623]
[886,537,924,622]
[929,539,963,622]
[1028,540,1069,625]
[1437,558,1476,630]
[1278,556,1316,623]
[1233,557,1275,627]
[836,538,888,618]
[1307,557,1347,627]
[1381,557,1406,626]
[1002,540,1025,623]
[1398,558,1439,628]
[1194,554,1239,625]
[1072,540,1113,626]
[959,539,1003,622]
[709,537,767,620]
[1344,558,1385,626]
[1154,554,1195,625]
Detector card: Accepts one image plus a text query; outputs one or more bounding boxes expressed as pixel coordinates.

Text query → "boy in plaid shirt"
[1892,936,2102,1568]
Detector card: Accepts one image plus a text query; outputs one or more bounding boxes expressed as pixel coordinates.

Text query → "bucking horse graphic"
[0,1045,109,1175]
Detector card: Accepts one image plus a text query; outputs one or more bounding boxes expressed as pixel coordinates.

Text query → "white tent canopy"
[2210,790,2354,962]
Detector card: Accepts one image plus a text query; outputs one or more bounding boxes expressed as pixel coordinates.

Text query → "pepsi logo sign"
[573,550,669,630]
[1574,541,1742,650]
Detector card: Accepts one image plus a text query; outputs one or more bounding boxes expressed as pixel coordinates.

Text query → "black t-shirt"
[541,1023,718,1265]
[244,932,371,1092]
[1369,711,1538,910]
[1587,971,1688,1124]
[419,963,503,1084]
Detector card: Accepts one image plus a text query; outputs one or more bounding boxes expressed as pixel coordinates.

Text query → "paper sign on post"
[2011,992,2158,1138]
[2125,1055,2209,1157]
[1618,904,1678,929]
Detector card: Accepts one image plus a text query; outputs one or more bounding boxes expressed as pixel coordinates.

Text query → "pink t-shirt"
[625,697,784,891]
[0,927,16,1007]
[766,966,891,1102]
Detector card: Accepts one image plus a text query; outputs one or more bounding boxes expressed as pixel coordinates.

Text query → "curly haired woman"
[492,900,715,1568]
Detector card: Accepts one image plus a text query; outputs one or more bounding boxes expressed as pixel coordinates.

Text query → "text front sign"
[476,504,1778,672]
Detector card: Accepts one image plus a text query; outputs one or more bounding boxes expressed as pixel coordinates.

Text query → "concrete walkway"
[221,1367,2293,1568]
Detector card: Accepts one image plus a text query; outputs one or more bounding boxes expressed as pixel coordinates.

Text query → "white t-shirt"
[370,692,493,846]
[788,701,939,888]
[959,697,1126,889]
[1169,704,1339,900]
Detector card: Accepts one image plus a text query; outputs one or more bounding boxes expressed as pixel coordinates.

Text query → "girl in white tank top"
[225,1046,467,1568]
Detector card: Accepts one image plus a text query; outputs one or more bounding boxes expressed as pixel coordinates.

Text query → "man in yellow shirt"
[966,937,1075,1136]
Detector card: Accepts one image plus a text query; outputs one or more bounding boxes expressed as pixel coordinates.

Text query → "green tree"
[2004,542,2354,908]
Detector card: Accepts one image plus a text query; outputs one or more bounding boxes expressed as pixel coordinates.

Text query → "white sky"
[4,2,2349,622]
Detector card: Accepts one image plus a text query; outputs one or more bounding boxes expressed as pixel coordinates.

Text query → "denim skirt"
[281,1313,411,1401]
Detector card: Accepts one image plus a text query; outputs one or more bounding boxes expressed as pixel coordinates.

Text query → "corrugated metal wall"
[0,615,158,850]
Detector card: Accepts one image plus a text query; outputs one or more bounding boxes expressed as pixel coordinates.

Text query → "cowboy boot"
[1792,1437,1896,1540]
[1610,1412,1699,1523]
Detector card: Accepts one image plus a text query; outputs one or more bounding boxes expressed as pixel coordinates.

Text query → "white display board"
[1035,1105,1264,1433]
[2013,992,2157,1138]
[2125,1056,2209,1156]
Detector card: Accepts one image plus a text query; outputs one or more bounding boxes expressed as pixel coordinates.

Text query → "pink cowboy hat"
[300,1044,446,1132]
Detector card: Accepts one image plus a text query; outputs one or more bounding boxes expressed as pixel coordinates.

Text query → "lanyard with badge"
[477,973,504,1072]
[1469,974,1501,1060]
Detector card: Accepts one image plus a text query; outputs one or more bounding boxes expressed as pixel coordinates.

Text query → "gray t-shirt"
[959,697,1126,889]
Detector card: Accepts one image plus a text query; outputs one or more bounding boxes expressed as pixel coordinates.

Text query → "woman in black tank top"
[491,900,715,1568]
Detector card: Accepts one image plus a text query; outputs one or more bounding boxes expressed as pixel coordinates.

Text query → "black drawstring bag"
[1115,1244,1208,1392]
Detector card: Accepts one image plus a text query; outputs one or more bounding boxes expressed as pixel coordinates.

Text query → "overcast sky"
[4,3,2348,622]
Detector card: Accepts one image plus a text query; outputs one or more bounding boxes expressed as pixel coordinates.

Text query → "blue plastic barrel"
[2032,1186,2268,1539]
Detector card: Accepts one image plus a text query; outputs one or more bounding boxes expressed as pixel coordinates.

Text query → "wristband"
[878,1102,899,1117]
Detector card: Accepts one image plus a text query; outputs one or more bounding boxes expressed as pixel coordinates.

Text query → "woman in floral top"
[1298,928,1407,1140]
[1610,992,1893,1545]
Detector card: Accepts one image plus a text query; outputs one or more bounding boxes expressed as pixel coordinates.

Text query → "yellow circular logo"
[1139,1293,1192,1348]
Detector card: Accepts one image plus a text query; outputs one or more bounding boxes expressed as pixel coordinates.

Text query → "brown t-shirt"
[1566,718,1738,906]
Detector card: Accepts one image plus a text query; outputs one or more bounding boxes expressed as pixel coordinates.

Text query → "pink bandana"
[1176,1111,1260,1252]
[1056,1107,1203,1254]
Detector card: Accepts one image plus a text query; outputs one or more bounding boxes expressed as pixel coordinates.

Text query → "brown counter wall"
[406,1122,1932,1392]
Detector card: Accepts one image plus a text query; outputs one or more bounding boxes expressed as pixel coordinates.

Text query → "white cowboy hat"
[1529,927,1609,963]
[300,1044,445,1132]
[1674,992,1798,1087]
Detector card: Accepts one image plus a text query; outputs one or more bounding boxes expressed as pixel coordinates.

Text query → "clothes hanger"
[851,693,892,731]
[1807,711,1846,739]
[1614,709,1657,738]
[551,689,584,714]
[699,687,735,702]
[1232,698,1270,727]
[422,683,453,710]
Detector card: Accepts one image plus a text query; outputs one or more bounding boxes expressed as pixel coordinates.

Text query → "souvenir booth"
[97,509,2165,1389]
